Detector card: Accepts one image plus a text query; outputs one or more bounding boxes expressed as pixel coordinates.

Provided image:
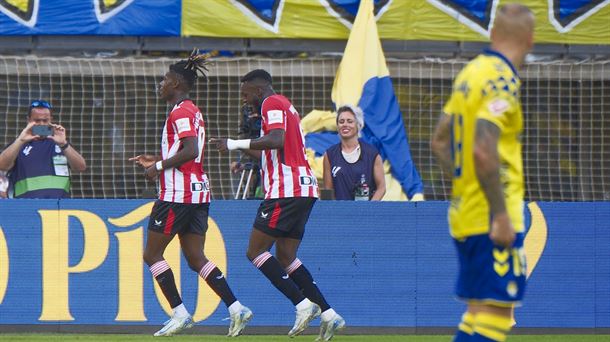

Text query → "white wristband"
[155,160,163,171]
[226,139,251,150]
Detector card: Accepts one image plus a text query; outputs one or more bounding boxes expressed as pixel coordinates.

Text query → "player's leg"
[276,198,344,341]
[277,237,344,341]
[453,234,526,342]
[246,228,306,305]
[180,231,252,337]
[454,309,476,341]
[248,199,319,337]
[144,201,193,337]
[468,304,513,342]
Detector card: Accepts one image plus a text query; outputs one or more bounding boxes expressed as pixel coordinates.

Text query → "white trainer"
[288,302,321,337]
[316,313,345,341]
[227,306,253,337]
[153,315,194,337]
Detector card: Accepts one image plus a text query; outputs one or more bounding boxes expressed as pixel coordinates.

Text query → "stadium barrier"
[0,200,608,330]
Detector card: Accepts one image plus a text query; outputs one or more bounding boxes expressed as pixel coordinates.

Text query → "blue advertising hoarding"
[0,200,608,328]
[0,0,179,35]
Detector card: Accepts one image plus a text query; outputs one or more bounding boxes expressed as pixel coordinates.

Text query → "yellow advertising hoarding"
[183,0,610,44]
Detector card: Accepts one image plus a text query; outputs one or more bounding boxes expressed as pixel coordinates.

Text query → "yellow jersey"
[443,49,525,239]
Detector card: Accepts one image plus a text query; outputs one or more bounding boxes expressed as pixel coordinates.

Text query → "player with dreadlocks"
[130,50,253,337]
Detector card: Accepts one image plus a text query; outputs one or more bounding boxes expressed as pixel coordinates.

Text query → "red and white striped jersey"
[159,99,210,204]
[259,94,318,199]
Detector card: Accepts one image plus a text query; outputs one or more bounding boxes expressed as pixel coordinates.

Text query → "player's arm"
[431,113,453,178]
[140,137,197,181]
[370,154,386,201]
[474,120,505,214]
[210,129,284,160]
[474,119,514,247]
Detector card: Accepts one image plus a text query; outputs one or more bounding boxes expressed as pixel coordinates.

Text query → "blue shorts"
[454,233,526,307]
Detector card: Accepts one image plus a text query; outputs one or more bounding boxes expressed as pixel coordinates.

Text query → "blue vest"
[326,140,379,200]
[8,139,70,198]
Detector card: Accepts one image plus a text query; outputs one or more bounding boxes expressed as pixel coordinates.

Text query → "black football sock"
[252,251,305,305]
[286,258,331,311]
[150,260,182,308]
[199,261,237,307]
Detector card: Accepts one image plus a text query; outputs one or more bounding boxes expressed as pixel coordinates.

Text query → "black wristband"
[60,141,70,151]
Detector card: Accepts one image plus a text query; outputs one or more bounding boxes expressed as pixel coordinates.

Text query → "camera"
[32,125,53,137]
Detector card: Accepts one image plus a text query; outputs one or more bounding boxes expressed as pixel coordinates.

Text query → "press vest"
[8,139,70,198]
[326,140,379,200]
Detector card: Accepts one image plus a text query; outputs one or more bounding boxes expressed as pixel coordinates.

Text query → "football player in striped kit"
[211,69,344,341]
[131,50,252,337]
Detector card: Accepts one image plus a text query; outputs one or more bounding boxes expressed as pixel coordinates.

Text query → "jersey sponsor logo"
[22,146,32,156]
[175,118,192,134]
[299,175,316,186]
[488,98,509,116]
[191,181,209,192]
[331,166,341,177]
[266,110,284,125]
[549,0,609,33]
[0,0,38,28]
[427,0,499,36]
[319,0,392,28]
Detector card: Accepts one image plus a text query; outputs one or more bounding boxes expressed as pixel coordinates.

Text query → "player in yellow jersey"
[431,4,535,342]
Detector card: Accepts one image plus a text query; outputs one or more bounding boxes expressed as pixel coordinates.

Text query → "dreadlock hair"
[169,48,212,90]
[241,69,272,85]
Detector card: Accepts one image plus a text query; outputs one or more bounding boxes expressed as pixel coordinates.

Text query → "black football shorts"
[253,197,316,240]
[147,200,209,236]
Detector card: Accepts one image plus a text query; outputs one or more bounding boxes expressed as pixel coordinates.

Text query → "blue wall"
[0,200,608,328]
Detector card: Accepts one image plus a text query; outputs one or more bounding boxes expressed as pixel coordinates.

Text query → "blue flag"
[332,0,423,199]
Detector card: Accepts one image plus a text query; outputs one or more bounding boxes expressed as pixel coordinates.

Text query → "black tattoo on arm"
[473,119,506,215]
[431,113,453,178]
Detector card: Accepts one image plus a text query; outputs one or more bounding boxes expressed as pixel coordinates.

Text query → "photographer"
[0,100,86,198]
[231,104,262,198]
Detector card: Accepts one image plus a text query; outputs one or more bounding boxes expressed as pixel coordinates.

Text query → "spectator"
[0,100,86,198]
[322,105,385,200]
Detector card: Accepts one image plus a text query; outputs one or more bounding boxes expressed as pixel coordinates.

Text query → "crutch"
[234,163,254,200]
